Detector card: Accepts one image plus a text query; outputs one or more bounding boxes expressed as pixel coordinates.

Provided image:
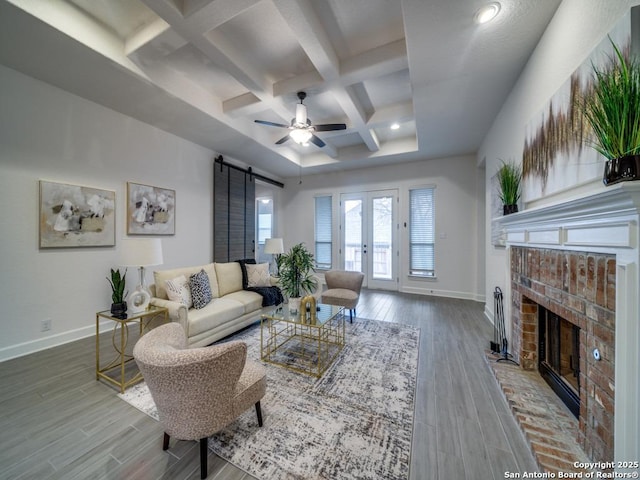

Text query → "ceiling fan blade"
[309,134,326,148]
[275,134,291,145]
[255,119,289,128]
[313,123,347,132]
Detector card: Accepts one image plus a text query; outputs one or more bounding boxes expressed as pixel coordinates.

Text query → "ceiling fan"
[254,92,346,148]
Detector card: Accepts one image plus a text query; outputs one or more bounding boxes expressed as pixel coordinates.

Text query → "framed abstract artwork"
[39,180,116,248]
[522,11,631,202]
[127,182,175,235]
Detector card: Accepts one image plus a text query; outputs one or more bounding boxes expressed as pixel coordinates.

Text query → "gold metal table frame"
[96,306,168,393]
[260,303,345,378]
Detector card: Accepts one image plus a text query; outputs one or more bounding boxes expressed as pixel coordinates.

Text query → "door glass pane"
[344,199,362,272]
[372,196,393,279]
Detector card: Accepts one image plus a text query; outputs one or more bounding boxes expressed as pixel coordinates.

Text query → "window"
[257,198,273,245]
[314,195,332,269]
[409,187,435,277]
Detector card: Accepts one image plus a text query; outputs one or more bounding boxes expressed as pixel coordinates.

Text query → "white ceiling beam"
[125,17,186,60]
[339,39,408,85]
[271,0,379,152]
[223,92,262,117]
[272,71,324,99]
[8,0,149,79]
[272,40,408,98]
[368,101,414,127]
[271,0,340,80]
[141,0,294,121]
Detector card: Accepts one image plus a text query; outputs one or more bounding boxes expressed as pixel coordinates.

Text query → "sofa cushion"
[164,275,193,308]
[246,263,271,287]
[190,269,213,309]
[237,259,256,289]
[215,262,243,296]
[154,263,219,300]
[224,290,263,313]
[187,298,245,337]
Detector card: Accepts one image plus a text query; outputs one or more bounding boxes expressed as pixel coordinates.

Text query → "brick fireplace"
[510,246,615,461]
[496,183,640,469]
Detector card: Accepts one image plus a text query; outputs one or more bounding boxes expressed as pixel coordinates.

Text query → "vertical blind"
[409,187,435,277]
[314,195,332,269]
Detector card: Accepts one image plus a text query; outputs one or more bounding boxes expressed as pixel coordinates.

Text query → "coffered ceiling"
[0,0,561,178]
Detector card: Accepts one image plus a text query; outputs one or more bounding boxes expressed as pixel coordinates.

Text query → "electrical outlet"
[41,318,52,332]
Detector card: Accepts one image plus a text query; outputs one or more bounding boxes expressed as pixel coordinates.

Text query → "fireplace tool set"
[492,287,519,365]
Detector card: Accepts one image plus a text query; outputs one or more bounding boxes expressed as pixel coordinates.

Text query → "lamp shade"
[120,238,163,267]
[264,238,284,254]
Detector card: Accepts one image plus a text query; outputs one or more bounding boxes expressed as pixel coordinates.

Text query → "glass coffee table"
[260,303,345,378]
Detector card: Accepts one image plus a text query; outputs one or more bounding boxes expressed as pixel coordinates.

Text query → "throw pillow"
[246,263,271,287]
[237,258,257,289]
[190,269,213,309]
[164,275,193,308]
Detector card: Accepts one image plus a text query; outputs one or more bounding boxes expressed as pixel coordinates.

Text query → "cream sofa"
[149,262,274,347]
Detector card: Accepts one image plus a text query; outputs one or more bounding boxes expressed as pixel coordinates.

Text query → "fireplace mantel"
[497,182,640,468]
[496,183,640,254]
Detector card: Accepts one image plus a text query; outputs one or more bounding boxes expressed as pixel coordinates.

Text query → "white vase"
[127,286,151,314]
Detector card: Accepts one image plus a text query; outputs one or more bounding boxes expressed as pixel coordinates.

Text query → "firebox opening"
[538,307,580,418]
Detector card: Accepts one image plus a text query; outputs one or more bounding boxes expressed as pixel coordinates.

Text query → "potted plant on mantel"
[107,268,128,319]
[497,160,522,215]
[277,243,317,313]
[583,37,640,186]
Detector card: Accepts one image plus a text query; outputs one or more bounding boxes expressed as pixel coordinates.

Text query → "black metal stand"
[494,287,519,366]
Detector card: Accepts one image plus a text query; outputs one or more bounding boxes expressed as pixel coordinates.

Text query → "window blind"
[409,187,435,277]
[314,195,332,269]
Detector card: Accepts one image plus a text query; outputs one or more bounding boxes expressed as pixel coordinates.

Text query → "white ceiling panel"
[0,0,562,178]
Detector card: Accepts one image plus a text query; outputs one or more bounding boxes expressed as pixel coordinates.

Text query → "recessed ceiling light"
[474,2,501,24]
[390,123,400,130]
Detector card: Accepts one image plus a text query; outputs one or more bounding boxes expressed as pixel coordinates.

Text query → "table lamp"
[121,238,163,314]
[264,238,284,275]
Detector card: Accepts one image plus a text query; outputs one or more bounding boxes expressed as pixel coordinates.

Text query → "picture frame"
[127,182,175,235]
[39,180,116,248]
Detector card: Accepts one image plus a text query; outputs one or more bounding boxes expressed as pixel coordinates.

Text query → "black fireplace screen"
[538,307,580,418]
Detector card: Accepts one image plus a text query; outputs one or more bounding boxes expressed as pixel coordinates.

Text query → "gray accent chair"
[321,270,365,323]
[133,322,266,479]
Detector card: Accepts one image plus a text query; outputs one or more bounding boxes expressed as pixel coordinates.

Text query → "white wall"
[0,65,216,361]
[280,155,485,301]
[480,0,635,321]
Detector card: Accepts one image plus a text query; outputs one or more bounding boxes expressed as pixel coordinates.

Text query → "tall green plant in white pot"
[496,160,522,215]
[583,38,640,186]
[277,243,317,313]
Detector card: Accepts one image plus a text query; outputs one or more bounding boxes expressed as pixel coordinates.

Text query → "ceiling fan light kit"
[255,91,346,148]
[290,128,312,145]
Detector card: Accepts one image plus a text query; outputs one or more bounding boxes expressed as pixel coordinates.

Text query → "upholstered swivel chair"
[133,322,266,479]
[321,270,365,323]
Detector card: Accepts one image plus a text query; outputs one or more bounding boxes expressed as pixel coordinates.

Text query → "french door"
[340,190,398,290]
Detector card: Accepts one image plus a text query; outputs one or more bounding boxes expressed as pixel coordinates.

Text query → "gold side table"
[96,306,168,393]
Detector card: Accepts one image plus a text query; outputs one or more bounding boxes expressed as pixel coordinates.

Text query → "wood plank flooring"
[0,290,538,479]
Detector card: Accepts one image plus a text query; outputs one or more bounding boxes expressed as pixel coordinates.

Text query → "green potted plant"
[496,160,522,215]
[583,38,640,185]
[107,268,128,319]
[277,243,317,312]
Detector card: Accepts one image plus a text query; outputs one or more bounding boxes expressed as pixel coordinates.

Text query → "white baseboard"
[484,304,494,325]
[0,321,115,363]
[400,286,485,303]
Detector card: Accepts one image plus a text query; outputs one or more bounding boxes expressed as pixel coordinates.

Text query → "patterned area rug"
[119,318,420,480]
